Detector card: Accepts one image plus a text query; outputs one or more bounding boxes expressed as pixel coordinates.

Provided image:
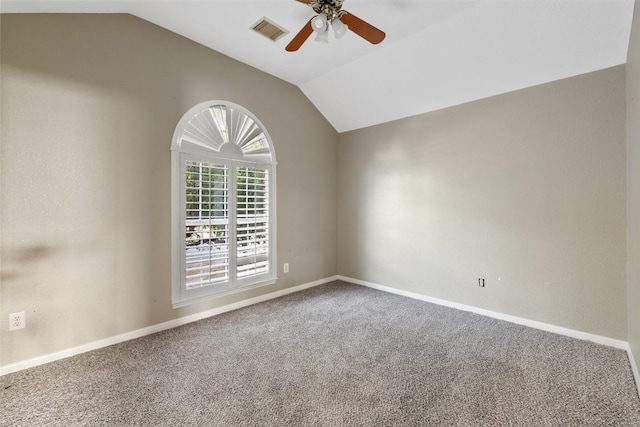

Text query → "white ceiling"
[1,0,635,132]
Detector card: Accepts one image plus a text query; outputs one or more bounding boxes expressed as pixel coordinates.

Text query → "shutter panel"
[236,166,270,279]
[184,161,230,289]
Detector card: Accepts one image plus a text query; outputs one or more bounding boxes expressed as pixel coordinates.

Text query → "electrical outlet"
[478,278,485,288]
[283,263,289,273]
[9,311,25,331]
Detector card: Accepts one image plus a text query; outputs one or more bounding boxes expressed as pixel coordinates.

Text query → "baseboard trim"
[338,275,629,350]
[0,275,338,376]
[627,345,640,398]
[4,273,637,397]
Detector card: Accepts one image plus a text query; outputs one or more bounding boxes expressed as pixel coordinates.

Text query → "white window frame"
[171,101,277,308]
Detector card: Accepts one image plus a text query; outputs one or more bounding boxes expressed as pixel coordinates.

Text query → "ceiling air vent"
[251,17,289,42]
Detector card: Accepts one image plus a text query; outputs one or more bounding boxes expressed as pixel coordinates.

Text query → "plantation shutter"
[236,166,270,279]
[172,101,276,308]
[184,160,230,289]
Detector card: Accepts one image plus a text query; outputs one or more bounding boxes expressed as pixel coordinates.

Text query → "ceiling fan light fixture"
[332,18,348,39]
[286,0,385,52]
[314,30,329,43]
[311,13,328,33]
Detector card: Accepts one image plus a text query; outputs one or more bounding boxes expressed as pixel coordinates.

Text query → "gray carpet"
[1,281,639,426]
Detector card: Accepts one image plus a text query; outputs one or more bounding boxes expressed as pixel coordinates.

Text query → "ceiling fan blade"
[286,19,314,52]
[295,0,314,4]
[341,11,386,45]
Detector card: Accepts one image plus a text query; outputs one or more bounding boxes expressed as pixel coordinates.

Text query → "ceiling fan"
[286,0,386,52]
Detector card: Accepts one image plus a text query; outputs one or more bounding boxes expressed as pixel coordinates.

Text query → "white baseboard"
[338,275,629,350]
[627,344,640,398]
[5,274,639,399]
[0,275,338,376]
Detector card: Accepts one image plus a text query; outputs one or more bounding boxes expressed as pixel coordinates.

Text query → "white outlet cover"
[9,311,25,331]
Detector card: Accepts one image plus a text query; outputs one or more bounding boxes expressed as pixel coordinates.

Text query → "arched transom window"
[171,101,276,307]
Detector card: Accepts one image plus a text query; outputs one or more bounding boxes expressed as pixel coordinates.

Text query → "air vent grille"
[251,17,289,42]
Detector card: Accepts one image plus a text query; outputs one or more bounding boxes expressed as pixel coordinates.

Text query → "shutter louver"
[180,105,272,163]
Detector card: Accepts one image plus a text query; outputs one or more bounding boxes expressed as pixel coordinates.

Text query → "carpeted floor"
[1,281,639,426]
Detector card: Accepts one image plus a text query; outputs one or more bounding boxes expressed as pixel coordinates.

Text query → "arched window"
[171,101,276,307]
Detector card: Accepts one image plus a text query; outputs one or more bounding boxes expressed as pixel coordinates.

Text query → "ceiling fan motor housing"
[312,0,345,21]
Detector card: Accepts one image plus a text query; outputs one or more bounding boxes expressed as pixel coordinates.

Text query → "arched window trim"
[171,101,277,308]
[171,100,277,164]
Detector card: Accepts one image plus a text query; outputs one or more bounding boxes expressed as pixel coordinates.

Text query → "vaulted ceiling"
[2,0,635,132]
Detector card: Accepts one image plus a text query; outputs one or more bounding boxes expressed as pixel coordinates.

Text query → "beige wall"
[338,66,627,339]
[0,14,338,367]
[628,1,640,379]
[0,12,634,371]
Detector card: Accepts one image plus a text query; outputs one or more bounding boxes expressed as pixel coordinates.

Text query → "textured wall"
[0,14,338,366]
[338,66,627,339]
[627,0,640,382]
